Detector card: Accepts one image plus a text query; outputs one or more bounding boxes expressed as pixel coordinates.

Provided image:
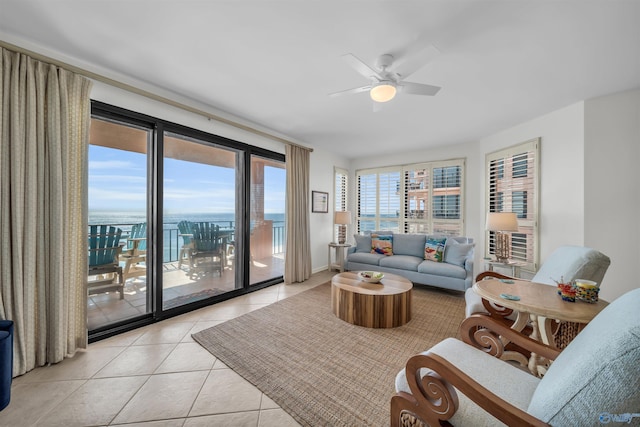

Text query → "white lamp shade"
[334,211,352,225]
[370,83,396,103]
[486,212,518,232]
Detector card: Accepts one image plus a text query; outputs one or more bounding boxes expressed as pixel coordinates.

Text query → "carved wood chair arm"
[460,315,561,362]
[391,352,550,427]
[475,270,518,282]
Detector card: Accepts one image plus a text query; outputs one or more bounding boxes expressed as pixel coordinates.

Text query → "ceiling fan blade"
[399,82,441,96]
[392,44,440,80]
[329,85,372,98]
[341,53,383,80]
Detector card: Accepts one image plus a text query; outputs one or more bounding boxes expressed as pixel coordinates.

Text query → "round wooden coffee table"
[331,271,413,328]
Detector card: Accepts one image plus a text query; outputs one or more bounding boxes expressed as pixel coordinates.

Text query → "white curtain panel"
[0,47,92,376]
[284,144,312,283]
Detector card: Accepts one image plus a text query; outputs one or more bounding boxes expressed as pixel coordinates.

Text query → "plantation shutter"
[403,165,430,233]
[378,171,401,232]
[334,167,348,242]
[431,162,464,236]
[486,138,539,271]
[357,172,378,233]
[357,159,464,236]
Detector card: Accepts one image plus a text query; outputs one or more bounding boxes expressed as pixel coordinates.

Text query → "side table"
[485,259,526,278]
[328,243,351,272]
[473,279,608,376]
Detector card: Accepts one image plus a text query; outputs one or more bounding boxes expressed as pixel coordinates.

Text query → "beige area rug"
[193,282,465,427]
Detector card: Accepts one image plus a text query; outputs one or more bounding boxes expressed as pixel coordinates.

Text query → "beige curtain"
[0,47,92,376]
[284,144,311,283]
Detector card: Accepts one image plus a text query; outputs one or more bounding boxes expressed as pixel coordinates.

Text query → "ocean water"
[89,211,285,229]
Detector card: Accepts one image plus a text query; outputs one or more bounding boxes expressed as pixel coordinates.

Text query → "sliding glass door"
[88,101,286,340]
[249,155,286,286]
[162,132,241,309]
[88,117,151,331]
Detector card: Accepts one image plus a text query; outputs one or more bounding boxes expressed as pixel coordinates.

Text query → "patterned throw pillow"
[424,237,447,262]
[371,234,393,256]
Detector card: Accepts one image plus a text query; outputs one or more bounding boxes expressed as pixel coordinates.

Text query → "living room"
[1,1,639,425]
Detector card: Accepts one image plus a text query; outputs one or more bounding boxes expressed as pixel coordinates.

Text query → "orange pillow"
[371,234,393,256]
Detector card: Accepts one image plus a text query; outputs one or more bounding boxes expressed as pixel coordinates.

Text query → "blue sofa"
[345,233,475,292]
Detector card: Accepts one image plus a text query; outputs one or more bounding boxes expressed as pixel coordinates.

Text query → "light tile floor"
[0,270,335,427]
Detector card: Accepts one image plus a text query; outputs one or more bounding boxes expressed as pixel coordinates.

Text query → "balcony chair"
[466,245,610,347]
[87,225,124,299]
[119,222,147,282]
[392,287,640,427]
[177,220,194,270]
[189,222,224,278]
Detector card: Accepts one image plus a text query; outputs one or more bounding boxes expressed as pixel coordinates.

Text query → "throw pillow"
[444,239,475,267]
[424,237,447,262]
[353,234,372,253]
[371,234,393,256]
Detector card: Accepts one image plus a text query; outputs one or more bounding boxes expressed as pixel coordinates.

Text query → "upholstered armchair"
[391,288,640,426]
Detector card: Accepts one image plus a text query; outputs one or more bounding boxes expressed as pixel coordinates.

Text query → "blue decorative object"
[0,320,13,411]
[500,293,520,301]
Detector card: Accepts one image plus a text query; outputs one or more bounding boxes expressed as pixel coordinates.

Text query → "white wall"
[309,149,351,273]
[584,89,640,300]
[347,92,640,302]
[347,102,587,281]
[91,82,287,153]
[479,102,587,266]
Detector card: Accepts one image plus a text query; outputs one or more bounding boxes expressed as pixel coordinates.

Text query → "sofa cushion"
[418,259,467,279]
[379,255,423,272]
[371,234,393,256]
[444,239,475,267]
[353,234,372,253]
[392,234,427,257]
[347,251,384,266]
[527,288,640,425]
[424,237,446,262]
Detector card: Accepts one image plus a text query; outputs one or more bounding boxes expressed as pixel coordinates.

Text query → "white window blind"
[356,168,401,233]
[403,160,464,236]
[334,167,348,242]
[357,159,464,236]
[486,138,539,271]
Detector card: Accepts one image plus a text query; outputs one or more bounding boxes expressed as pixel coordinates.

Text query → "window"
[334,167,348,242]
[486,138,539,271]
[356,168,401,233]
[356,159,464,236]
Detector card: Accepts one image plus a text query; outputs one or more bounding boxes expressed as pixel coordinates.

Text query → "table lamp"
[334,211,352,244]
[486,212,518,262]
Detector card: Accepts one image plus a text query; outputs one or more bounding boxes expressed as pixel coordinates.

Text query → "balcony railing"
[90,221,285,263]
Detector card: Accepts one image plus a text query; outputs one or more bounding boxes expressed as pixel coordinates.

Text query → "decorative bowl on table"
[358,271,384,283]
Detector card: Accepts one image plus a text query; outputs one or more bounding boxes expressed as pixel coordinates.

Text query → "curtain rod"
[0,40,313,152]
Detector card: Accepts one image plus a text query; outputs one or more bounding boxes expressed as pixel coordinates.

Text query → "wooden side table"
[473,279,608,376]
[328,243,351,272]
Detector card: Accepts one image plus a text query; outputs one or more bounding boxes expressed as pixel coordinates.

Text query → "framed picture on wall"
[312,191,329,213]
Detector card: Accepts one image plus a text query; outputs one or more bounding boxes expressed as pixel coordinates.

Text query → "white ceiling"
[1,1,639,159]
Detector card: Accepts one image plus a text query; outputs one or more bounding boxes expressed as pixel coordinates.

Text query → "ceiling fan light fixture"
[370,82,396,103]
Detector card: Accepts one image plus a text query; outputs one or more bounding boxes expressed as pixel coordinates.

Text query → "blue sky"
[89,146,286,214]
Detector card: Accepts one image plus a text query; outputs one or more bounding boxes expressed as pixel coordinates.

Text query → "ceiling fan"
[329,44,442,105]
